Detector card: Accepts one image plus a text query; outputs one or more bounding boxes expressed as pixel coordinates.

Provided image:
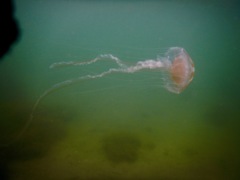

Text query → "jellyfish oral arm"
[134,59,166,70]
[49,54,126,69]
[74,59,166,80]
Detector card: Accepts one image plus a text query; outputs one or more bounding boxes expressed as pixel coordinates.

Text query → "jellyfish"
[18,47,194,138]
[47,46,194,94]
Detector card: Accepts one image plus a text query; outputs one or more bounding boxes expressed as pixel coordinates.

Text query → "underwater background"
[0,0,240,179]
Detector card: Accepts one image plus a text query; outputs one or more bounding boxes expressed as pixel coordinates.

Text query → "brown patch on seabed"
[102,132,141,163]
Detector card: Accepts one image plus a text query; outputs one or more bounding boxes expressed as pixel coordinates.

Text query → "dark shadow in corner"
[0,0,20,60]
[0,103,69,180]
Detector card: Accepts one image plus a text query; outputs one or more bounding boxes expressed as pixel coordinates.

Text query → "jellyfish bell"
[163,47,195,94]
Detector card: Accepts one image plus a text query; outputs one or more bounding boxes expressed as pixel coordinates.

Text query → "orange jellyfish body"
[166,48,195,93]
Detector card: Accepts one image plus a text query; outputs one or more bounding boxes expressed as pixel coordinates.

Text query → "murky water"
[0,0,240,179]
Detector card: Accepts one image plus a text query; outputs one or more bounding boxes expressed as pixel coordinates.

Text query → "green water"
[1,0,240,179]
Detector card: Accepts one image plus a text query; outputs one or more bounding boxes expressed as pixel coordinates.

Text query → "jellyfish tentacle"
[49,54,126,69]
